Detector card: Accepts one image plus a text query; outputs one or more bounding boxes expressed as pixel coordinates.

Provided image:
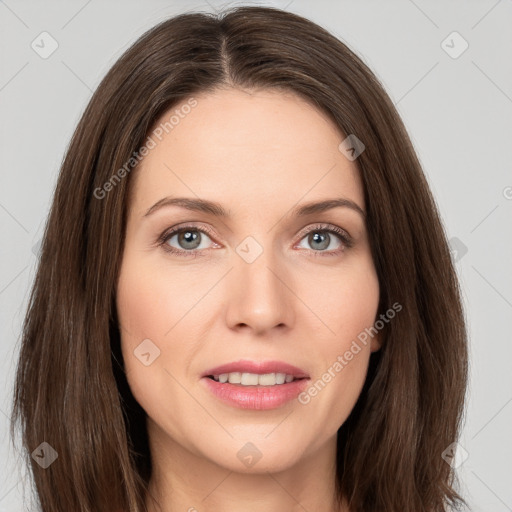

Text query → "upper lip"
[202,360,310,379]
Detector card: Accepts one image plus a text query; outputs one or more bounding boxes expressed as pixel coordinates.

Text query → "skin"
[116,87,381,512]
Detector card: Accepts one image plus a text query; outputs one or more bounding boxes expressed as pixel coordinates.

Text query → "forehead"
[130,87,364,216]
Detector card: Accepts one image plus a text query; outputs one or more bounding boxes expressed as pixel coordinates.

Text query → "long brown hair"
[11,6,469,511]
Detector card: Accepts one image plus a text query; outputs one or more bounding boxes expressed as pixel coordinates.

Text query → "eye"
[295,223,353,256]
[157,222,353,258]
[159,224,217,257]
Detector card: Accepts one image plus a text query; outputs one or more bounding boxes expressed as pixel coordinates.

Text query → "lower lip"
[202,377,309,410]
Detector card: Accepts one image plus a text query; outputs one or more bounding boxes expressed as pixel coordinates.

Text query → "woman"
[10,6,469,512]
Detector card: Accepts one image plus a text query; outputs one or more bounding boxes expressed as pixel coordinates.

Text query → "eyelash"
[156,223,353,258]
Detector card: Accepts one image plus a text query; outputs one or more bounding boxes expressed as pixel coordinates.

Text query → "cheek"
[296,259,379,427]
[116,252,186,341]
[117,279,160,342]
[326,263,380,375]
[300,257,380,342]
[115,254,178,398]
[115,251,210,403]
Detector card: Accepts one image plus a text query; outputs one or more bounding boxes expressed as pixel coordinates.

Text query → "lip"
[202,359,310,379]
[202,376,310,410]
[201,359,310,410]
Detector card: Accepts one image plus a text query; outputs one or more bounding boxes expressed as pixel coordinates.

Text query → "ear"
[370,331,383,353]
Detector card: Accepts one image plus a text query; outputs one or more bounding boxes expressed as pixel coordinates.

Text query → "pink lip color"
[201,359,310,410]
[202,376,309,410]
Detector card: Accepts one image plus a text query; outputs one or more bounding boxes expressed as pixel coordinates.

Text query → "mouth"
[202,359,309,380]
[201,360,310,410]
[206,372,306,386]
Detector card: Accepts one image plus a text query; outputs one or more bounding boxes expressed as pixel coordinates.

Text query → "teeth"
[241,373,259,385]
[227,372,241,383]
[257,373,276,386]
[275,373,286,384]
[212,372,297,386]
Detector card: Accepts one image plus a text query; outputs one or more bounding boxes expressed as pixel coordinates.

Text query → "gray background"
[1,0,511,510]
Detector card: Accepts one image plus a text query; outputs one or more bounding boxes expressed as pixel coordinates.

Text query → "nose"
[224,245,295,335]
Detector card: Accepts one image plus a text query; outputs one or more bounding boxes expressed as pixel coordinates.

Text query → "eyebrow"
[143,196,365,219]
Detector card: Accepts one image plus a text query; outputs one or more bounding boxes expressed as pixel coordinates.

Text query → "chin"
[202,438,305,474]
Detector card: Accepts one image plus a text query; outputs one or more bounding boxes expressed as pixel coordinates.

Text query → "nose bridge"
[226,234,294,332]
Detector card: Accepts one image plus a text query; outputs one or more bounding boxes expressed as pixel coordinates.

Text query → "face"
[116,87,381,475]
